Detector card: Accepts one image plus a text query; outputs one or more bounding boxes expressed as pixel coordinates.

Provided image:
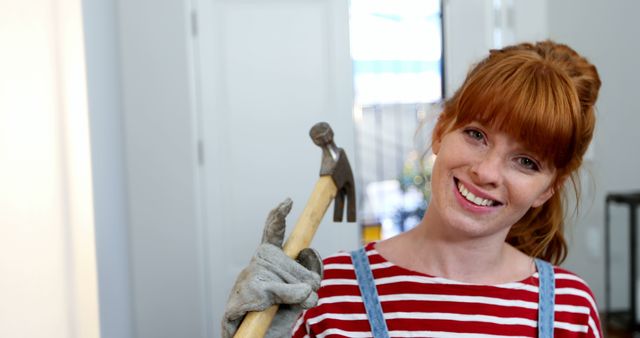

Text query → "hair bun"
[536,41,601,110]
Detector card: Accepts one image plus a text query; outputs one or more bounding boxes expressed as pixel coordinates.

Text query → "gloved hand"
[222,198,323,338]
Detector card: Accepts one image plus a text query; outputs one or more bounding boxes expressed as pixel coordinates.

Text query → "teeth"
[457,181,496,207]
[467,191,477,202]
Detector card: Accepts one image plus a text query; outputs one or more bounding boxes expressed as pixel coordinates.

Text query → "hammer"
[233,122,356,338]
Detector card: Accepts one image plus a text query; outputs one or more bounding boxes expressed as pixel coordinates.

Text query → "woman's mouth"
[455,178,502,207]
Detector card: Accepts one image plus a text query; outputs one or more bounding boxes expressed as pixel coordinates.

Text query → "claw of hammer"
[310,122,356,223]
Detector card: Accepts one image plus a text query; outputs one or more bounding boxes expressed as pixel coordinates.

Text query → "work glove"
[222,198,323,338]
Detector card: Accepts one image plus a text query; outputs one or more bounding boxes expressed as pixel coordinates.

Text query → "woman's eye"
[465,129,485,141]
[517,157,540,171]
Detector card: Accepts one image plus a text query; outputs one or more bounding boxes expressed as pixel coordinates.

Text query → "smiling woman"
[291,41,602,338]
[223,40,603,338]
[433,41,601,265]
[430,123,557,249]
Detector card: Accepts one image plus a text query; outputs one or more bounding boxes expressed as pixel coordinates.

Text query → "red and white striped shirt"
[291,242,601,338]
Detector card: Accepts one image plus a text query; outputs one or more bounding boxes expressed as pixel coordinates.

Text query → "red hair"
[432,41,601,264]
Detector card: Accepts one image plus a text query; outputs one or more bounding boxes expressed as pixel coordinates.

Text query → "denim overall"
[350,247,555,338]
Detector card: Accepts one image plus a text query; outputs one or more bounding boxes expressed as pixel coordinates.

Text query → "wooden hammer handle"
[233,176,338,338]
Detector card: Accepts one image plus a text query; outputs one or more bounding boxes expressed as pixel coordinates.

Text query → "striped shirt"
[291,242,601,338]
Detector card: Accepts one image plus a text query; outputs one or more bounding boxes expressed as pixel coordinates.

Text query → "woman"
[223,40,602,338]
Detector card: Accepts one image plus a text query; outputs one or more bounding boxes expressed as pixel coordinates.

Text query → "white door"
[194,0,358,334]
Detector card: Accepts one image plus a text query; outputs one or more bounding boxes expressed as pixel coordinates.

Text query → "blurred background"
[1,0,639,337]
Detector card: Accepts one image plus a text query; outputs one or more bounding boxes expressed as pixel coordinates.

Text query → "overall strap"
[351,247,390,338]
[535,258,555,338]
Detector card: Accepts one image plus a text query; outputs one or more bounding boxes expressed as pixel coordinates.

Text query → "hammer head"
[309,122,356,223]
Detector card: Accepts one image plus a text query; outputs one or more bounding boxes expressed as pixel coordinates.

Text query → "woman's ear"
[532,186,554,208]
[532,174,567,208]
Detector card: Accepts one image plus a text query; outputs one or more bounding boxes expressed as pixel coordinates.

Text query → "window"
[349,0,443,242]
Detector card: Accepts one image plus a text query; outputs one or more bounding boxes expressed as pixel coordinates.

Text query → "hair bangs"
[451,58,582,172]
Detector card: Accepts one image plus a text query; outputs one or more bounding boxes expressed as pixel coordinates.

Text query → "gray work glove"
[222,198,323,338]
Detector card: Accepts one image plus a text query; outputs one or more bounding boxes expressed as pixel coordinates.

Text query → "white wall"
[548,0,640,311]
[443,0,494,96]
[81,0,209,336]
[81,0,133,337]
[116,0,209,337]
[443,0,549,96]
[0,0,100,337]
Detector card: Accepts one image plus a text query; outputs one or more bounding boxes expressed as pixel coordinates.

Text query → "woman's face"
[429,121,557,240]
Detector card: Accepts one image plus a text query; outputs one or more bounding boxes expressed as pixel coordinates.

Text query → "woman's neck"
[375,218,535,285]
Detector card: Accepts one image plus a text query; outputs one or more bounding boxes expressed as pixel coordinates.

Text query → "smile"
[456,180,501,207]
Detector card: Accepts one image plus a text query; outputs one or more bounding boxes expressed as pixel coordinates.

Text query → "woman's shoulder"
[552,266,595,291]
[551,265,599,310]
[321,242,380,265]
[321,250,353,265]
[320,242,386,280]
[551,266,602,335]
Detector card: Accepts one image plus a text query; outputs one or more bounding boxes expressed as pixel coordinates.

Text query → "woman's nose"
[470,151,503,187]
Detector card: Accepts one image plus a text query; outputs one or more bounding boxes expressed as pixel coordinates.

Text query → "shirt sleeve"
[586,304,602,338]
[290,309,310,338]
